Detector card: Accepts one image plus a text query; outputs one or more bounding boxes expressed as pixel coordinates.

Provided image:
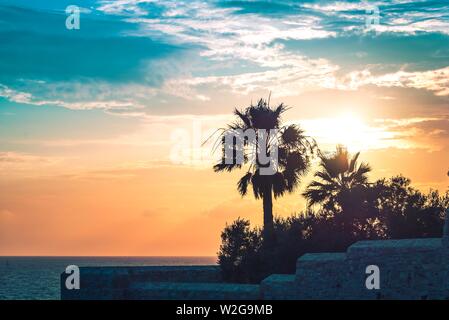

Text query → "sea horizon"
[0,256,217,300]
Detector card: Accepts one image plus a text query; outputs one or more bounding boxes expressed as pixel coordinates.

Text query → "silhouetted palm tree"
[213,98,316,243]
[303,145,371,213]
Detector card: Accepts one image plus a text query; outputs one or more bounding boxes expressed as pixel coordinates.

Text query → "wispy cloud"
[0,83,148,110]
[164,54,339,98]
[0,152,65,174]
[0,0,448,114]
[341,66,449,96]
[299,115,449,153]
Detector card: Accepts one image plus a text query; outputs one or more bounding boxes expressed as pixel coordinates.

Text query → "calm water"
[0,256,216,300]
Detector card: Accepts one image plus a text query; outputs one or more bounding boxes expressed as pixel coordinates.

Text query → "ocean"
[0,256,216,300]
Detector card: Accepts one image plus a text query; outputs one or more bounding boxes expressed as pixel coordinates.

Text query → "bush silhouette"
[218,175,449,283]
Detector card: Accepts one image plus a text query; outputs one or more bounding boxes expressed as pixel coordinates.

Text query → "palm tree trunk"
[262,185,274,245]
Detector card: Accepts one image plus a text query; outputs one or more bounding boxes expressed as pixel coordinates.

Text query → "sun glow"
[300,113,395,152]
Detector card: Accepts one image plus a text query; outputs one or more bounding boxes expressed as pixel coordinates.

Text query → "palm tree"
[303,145,371,215]
[213,98,316,243]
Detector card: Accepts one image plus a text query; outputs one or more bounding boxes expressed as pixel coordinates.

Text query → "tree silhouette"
[373,176,448,239]
[213,98,316,243]
[302,145,372,235]
[218,145,448,283]
[218,178,448,283]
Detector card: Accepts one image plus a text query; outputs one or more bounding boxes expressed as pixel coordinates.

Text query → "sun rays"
[300,113,396,153]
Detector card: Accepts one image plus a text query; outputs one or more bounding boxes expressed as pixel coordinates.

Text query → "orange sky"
[1,109,448,256]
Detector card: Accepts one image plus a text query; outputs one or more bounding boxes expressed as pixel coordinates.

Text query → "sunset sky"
[0,0,448,256]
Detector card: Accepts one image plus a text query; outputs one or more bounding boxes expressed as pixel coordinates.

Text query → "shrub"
[218,176,448,283]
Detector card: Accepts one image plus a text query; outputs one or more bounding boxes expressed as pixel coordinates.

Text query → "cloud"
[0,83,150,110]
[0,152,55,163]
[341,66,449,96]
[164,54,339,98]
[300,0,449,37]
[0,84,32,104]
[302,1,382,12]
[1,0,448,114]
[371,18,449,36]
[295,115,449,154]
[122,1,336,60]
[372,116,449,151]
[160,60,449,100]
[97,0,158,16]
[0,152,66,175]
[0,4,193,111]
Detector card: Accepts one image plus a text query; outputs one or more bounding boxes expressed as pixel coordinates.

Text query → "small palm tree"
[213,98,316,243]
[303,145,371,214]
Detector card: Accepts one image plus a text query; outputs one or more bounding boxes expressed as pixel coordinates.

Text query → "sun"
[301,112,391,152]
[331,113,368,151]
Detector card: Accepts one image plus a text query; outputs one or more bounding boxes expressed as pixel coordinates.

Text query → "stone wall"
[61,213,449,300]
[286,238,449,300]
[61,265,260,300]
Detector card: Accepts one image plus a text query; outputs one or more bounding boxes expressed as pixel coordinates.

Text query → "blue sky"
[1,0,448,114]
[0,0,448,167]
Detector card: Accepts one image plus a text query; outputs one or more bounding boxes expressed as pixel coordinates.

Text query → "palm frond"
[280,125,301,147]
[315,170,335,184]
[282,169,300,192]
[233,108,251,128]
[348,152,360,173]
[237,172,252,196]
[272,172,287,198]
[302,187,330,207]
[213,162,242,172]
[214,98,316,205]
[304,145,372,209]
[349,162,371,185]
